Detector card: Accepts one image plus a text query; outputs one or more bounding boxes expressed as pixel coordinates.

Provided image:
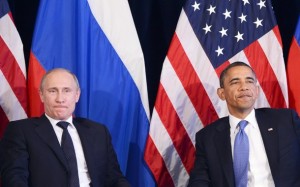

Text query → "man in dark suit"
[188,61,300,187]
[0,68,130,187]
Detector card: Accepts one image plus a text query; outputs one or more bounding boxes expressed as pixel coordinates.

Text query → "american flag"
[0,0,27,138]
[144,0,288,186]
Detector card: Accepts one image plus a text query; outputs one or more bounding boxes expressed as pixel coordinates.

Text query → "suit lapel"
[73,119,96,180]
[214,118,235,187]
[255,110,279,183]
[34,115,69,170]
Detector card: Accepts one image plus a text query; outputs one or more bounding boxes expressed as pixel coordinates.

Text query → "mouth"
[54,106,67,109]
[237,93,252,99]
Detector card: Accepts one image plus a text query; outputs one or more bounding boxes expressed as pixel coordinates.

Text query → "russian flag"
[28,0,155,186]
[287,15,300,114]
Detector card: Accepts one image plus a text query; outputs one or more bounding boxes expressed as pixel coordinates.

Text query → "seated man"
[188,61,300,187]
[0,68,130,187]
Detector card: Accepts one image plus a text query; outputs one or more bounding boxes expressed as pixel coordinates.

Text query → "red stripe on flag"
[168,34,219,125]
[144,137,174,187]
[287,37,300,114]
[0,36,27,112]
[273,26,283,48]
[8,12,13,21]
[215,61,230,78]
[0,106,9,138]
[28,52,46,117]
[155,83,195,173]
[244,40,286,108]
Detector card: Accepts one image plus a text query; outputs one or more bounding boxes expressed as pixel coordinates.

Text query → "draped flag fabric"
[144,0,288,186]
[0,0,27,138]
[287,15,300,115]
[28,0,154,186]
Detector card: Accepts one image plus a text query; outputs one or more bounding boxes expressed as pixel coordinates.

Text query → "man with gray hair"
[0,68,130,187]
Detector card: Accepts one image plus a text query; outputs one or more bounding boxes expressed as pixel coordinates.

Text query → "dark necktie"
[57,121,80,187]
[233,120,249,187]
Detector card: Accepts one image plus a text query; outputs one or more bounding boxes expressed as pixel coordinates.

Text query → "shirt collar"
[45,114,74,128]
[229,109,258,130]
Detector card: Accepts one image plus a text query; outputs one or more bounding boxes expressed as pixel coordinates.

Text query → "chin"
[54,114,68,120]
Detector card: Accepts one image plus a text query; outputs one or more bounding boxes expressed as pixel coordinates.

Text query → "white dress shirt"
[46,114,91,187]
[229,109,275,187]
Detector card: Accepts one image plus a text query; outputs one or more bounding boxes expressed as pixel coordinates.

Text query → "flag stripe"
[144,136,174,187]
[0,70,26,121]
[0,37,27,112]
[257,28,288,106]
[288,37,300,112]
[154,83,195,173]
[272,25,283,48]
[148,108,190,186]
[0,14,26,77]
[176,10,229,118]
[244,40,286,108]
[215,60,230,77]
[0,15,27,113]
[168,34,219,125]
[147,56,201,185]
[27,52,46,117]
[287,16,300,115]
[161,57,203,145]
[87,0,149,119]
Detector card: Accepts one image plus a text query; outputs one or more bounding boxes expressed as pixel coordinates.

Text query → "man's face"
[39,70,80,120]
[217,65,259,117]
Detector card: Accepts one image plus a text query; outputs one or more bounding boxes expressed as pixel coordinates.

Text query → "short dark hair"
[219,61,257,88]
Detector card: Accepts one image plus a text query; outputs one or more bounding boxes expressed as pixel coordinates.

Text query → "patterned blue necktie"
[57,121,80,187]
[233,120,249,187]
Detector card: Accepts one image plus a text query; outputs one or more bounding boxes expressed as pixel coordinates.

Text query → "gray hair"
[39,68,80,91]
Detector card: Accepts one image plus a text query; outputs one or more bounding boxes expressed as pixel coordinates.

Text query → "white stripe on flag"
[176,10,228,118]
[150,109,190,187]
[258,30,288,106]
[87,0,149,118]
[161,57,203,145]
[0,14,26,77]
[0,71,27,121]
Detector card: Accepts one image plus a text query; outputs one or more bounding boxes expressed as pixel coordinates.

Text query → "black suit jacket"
[188,108,300,187]
[0,115,130,187]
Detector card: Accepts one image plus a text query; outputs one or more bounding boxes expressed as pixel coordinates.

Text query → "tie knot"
[57,121,70,130]
[238,120,248,130]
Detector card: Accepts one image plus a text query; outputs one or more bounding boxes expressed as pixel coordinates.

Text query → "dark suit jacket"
[188,108,300,187]
[0,115,130,187]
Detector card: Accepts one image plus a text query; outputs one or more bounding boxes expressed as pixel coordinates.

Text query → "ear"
[217,88,226,101]
[39,89,45,103]
[75,89,81,103]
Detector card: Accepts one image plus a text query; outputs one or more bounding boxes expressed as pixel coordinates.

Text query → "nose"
[55,91,65,103]
[239,81,249,91]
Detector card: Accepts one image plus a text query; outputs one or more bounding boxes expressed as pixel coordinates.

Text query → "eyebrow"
[46,87,72,90]
[229,77,240,83]
[229,76,255,83]
[246,77,255,81]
